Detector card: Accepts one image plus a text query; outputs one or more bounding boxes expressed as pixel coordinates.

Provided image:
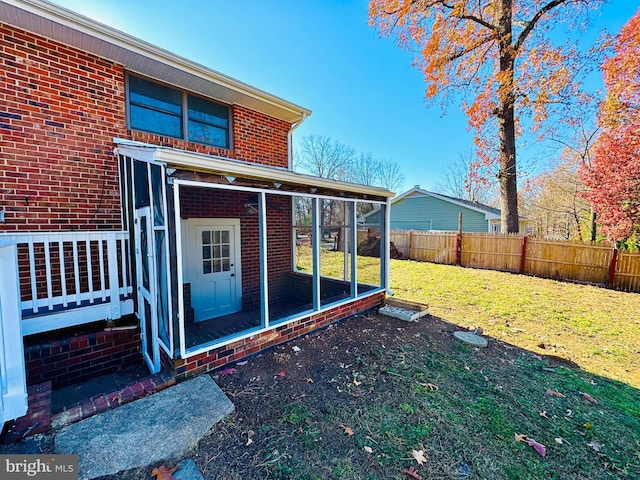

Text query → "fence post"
[608,248,618,288]
[455,213,462,266]
[520,236,528,274]
[455,233,462,266]
[408,230,413,260]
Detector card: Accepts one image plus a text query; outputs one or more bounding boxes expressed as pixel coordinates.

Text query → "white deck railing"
[0,231,133,335]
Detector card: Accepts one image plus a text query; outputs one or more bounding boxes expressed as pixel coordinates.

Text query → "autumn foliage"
[581,8,640,242]
[369,0,604,233]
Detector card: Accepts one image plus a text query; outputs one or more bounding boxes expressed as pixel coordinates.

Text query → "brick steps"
[1,372,175,444]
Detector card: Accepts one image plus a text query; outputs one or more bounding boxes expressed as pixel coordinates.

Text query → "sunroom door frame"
[117,151,174,368]
[133,206,160,373]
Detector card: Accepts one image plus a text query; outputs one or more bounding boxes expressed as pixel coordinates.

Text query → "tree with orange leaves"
[581,8,640,245]
[369,0,605,233]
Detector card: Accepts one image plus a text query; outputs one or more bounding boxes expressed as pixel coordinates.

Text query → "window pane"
[213,230,220,244]
[130,105,182,138]
[129,76,183,138]
[221,245,230,258]
[222,258,230,271]
[188,121,227,148]
[188,95,228,128]
[213,259,221,272]
[187,95,229,148]
[151,164,165,226]
[130,76,182,115]
[214,245,221,259]
[221,230,230,243]
[202,246,211,260]
[203,261,212,274]
[202,231,211,244]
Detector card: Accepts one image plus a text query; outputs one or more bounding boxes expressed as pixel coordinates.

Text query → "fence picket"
[389,229,640,293]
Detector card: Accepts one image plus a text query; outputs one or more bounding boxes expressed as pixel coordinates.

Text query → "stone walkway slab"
[54,375,233,479]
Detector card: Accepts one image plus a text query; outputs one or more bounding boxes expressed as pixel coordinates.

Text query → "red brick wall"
[179,188,292,309]
[0,24,125,231]
[174,292,384,380]
[0,24,292,232]
[24,327,141,388]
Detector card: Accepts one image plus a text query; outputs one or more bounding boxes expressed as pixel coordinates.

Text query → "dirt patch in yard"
[105,310,640,480]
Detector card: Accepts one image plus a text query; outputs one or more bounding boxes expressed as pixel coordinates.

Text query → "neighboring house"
[0,0,393,426]
[361,186,526,233]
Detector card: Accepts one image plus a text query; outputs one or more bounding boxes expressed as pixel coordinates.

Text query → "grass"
[299,245,639,387]
[389,259,640,389]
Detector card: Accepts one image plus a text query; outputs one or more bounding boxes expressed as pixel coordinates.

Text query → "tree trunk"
[590,209,597,242]
[497,0,519,233]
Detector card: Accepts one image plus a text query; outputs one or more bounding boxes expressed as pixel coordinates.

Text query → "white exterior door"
[0,242,27,426]
[188,219,242,321]
[134,208,160,373]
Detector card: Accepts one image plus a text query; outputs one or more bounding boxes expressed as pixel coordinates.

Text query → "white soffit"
[0,0,311,124]
[115,142,394,199]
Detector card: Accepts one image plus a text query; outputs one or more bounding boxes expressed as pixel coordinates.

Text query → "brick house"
[0,0,392,426]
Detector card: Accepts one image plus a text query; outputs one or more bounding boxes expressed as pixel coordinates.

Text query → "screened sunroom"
[116,142,393,373]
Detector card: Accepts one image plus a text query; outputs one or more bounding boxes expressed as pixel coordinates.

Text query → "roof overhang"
[115,140,395,199]
[0,0,311,124]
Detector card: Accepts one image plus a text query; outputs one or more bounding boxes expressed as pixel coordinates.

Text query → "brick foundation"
[173,292,384,382]
[24,325,141,388]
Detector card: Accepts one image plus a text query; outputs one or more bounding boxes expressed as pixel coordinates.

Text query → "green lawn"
[389,259,640,389]
[301,246,639,388]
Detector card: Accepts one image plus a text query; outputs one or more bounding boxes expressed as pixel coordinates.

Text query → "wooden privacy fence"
[390,230,640,293]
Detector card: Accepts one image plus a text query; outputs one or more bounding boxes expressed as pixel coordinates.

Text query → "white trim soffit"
[114,141,395,198]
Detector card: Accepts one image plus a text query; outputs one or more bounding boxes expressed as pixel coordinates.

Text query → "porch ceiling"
[0,0,310,124]
[116,141,395,199]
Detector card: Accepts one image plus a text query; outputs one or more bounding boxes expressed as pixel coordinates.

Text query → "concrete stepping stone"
[54,375,233,479]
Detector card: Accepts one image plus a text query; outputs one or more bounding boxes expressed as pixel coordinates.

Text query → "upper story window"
[127,74,230,149]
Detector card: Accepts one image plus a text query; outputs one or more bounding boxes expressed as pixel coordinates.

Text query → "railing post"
[520,236,528,274]
[107,234,121,319]
[608,248,618,288]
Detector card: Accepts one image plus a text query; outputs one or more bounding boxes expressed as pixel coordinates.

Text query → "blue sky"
[50,0,639,193]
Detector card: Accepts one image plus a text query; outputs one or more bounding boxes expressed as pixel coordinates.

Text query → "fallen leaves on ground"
[150,464,178,480]
[339,424,354,436]
[276,370,286,378]
[588,440,604,452]
[363,446,373,454]
[546,388,565,398]
[419,382,439,391]
[515,434,547,457]
[403,467,423,479]
[218,367,237,376]
[580,392,597,403]
[411,449,427,465]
